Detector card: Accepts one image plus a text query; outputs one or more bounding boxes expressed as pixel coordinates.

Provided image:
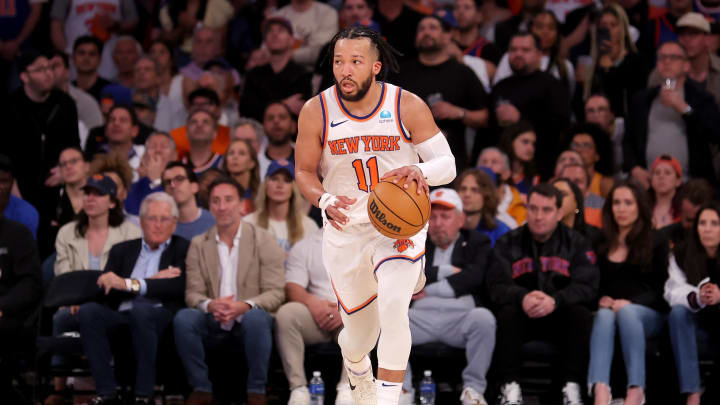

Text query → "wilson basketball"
[367,176,431,239]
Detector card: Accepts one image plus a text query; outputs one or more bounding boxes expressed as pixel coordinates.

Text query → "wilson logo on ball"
[369,200,402,233]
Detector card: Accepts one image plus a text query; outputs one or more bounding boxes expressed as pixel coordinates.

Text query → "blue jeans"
[667,305,719,393]
[51,307,80,366]
[173,308,274,394]
[588,304,665,390]
[77,301,174,397]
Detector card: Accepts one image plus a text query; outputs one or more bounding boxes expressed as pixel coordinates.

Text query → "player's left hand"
[381,165,429,196]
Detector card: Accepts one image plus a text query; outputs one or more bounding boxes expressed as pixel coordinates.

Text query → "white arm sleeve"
[413,132,456,186]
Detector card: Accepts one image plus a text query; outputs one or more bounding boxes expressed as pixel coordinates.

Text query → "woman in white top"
[243,161,318,252]
[665,202,720,405]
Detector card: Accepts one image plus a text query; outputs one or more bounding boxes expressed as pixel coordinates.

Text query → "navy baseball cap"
[477,166,498,186]
[266,159,295,180]
[100,84,133,107]
[82,174,118,198]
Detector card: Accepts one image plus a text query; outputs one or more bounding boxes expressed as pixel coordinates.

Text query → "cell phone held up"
[597,27,611,54]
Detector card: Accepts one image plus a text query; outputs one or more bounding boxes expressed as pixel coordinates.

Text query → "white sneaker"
[288,386,310,405]
[346,364,376,405]
[335,383,354,405]
[399,388,415,405]
[498,381,523,405]
[460,387,487,405]
[562,382,584,405]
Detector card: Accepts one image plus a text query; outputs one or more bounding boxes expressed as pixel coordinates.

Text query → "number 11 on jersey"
[352,156,379,192]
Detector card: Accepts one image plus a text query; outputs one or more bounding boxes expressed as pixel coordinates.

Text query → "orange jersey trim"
[394,87,412,143]
[373,250,426,275]
[331,278,378,315]
[319,92,329,149]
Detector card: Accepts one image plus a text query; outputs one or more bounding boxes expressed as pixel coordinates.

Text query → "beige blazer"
[185,222,286,312]
[54,220,142,276]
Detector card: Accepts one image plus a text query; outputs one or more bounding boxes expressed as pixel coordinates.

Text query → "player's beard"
[336,74,373,102]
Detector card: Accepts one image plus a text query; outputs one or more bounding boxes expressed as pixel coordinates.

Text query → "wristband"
[318,193,338,210]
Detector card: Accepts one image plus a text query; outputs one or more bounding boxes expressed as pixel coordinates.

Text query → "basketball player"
[295,26,456,405]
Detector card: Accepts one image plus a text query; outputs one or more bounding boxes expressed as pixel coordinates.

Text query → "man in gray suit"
[173,177,286,405]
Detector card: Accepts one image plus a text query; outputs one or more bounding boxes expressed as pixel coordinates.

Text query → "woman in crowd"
[494,10,575,96]
[665,202,720,405]
[456,168,511,246]
[588,180,669,405]
[499,121,538,196]
[223,138,260,216]
[649,155,683,229]
[54,173,141,275]
[48,174,140,404]
[243,161,318,251]
[565,123,615,198]
[89,151,137,223]
[551,177,603,248]
[582,4,647,118]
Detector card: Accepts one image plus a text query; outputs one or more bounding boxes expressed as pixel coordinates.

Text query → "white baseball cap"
[677,12,711,34]
[429,188,463,212]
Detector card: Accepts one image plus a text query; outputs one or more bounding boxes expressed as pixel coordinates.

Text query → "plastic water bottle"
[419,370,436,405]
[309,370,325,405]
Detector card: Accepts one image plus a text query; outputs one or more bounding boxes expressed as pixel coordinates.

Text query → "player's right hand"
[325,195,356,231]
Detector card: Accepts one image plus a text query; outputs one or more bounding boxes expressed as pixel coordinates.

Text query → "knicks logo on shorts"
[393,239,415,253]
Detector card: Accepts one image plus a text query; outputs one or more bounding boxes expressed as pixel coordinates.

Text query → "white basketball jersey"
[319,82,419,226]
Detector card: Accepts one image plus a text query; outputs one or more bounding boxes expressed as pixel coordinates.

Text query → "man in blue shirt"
[76,192,190,404]
[0,154,39,239]
[162,162,215,241]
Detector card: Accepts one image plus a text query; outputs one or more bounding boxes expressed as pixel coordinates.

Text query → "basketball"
[367,176,431,239]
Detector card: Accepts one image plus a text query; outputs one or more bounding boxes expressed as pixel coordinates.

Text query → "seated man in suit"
[76,192,190,405]
[401,189,495,405]
[174,177,285,405]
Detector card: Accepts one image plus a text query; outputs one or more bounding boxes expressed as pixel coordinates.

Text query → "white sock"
[377,379,402,405]
[345,355,372,376]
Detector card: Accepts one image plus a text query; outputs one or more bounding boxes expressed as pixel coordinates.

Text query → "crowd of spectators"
[1,0,720,404]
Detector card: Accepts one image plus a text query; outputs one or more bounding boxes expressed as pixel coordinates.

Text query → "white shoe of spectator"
[288,386,310,405]
[499,381,523,405]
[346,364,376,405]
[460,386,487,405]
[562,382,584,405]
[398,388,415,405]
[335,383,354,405]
